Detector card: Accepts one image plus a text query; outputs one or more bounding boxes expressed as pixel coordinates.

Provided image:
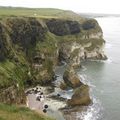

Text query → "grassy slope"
[0,7,85,22]
[0,103,54,120]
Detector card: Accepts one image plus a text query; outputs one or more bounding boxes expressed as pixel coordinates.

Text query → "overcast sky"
[0,0,120,14]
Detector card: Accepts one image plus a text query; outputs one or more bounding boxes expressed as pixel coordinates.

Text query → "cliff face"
[0,18,57,104]
[57,19,107,67]
[46,19,81,36]
[0,16,107,104]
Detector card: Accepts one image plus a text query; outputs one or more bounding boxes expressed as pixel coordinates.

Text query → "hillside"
[0,7,85,22]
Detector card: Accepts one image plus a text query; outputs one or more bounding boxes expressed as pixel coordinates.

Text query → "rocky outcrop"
[58,18,107,67]
[46,19,81,36]
[6,18,47,48]
[58,38,107,68]
[60,65,91,107]
[58,42,82,67]
[63,66,83,88]
[67,85,91,106]
[82,19,96,30]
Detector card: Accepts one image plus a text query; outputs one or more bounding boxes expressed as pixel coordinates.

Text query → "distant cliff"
[0,9,107,104]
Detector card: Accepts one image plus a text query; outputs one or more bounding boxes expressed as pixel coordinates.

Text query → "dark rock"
[48,95,66,101]
[43,109,47,113]
[40,92,43,95]
[32,89,34,91]
[6,18,47,50]
[57,94,60,97]
[36,96,40,101]
[82,19,96,30]
[0,23,8,61]
[36,87,38,90]
[46,19,81,36]
[25,79,33,86]
[44,104,48,109]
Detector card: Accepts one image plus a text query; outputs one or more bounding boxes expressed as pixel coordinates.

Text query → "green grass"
[0,103,54,120]
[0,7,85,22]
[35,32,57,55]
[0,60,28,89]
[0,7,63,17]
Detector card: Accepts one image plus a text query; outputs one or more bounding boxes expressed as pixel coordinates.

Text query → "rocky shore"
[24,64,92,120]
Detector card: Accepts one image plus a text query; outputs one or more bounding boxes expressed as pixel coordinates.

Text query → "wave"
[105,43,112,49]
[104,58,112,64]
[77,74,103,120]
[77,97,103,120]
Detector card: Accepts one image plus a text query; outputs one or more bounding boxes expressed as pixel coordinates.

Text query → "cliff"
[0,8,107,105]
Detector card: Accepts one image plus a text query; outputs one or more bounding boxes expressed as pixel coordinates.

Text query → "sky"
[0,0,120,14]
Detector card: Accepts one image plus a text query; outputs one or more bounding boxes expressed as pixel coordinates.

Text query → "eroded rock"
[67,85,91,106]
[63,66,83,88]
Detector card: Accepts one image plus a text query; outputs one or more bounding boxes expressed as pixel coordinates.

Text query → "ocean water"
[77,17,120,120]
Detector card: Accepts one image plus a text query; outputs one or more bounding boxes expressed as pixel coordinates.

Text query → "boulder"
[67,85,91,106]
[63,66,83,88]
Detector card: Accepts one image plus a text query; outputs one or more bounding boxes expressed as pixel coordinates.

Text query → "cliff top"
[0,7,85,22]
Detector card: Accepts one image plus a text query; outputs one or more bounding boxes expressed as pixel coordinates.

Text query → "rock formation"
[63,66,83,88]
[67,85,91,106]
[61,64,91,107]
